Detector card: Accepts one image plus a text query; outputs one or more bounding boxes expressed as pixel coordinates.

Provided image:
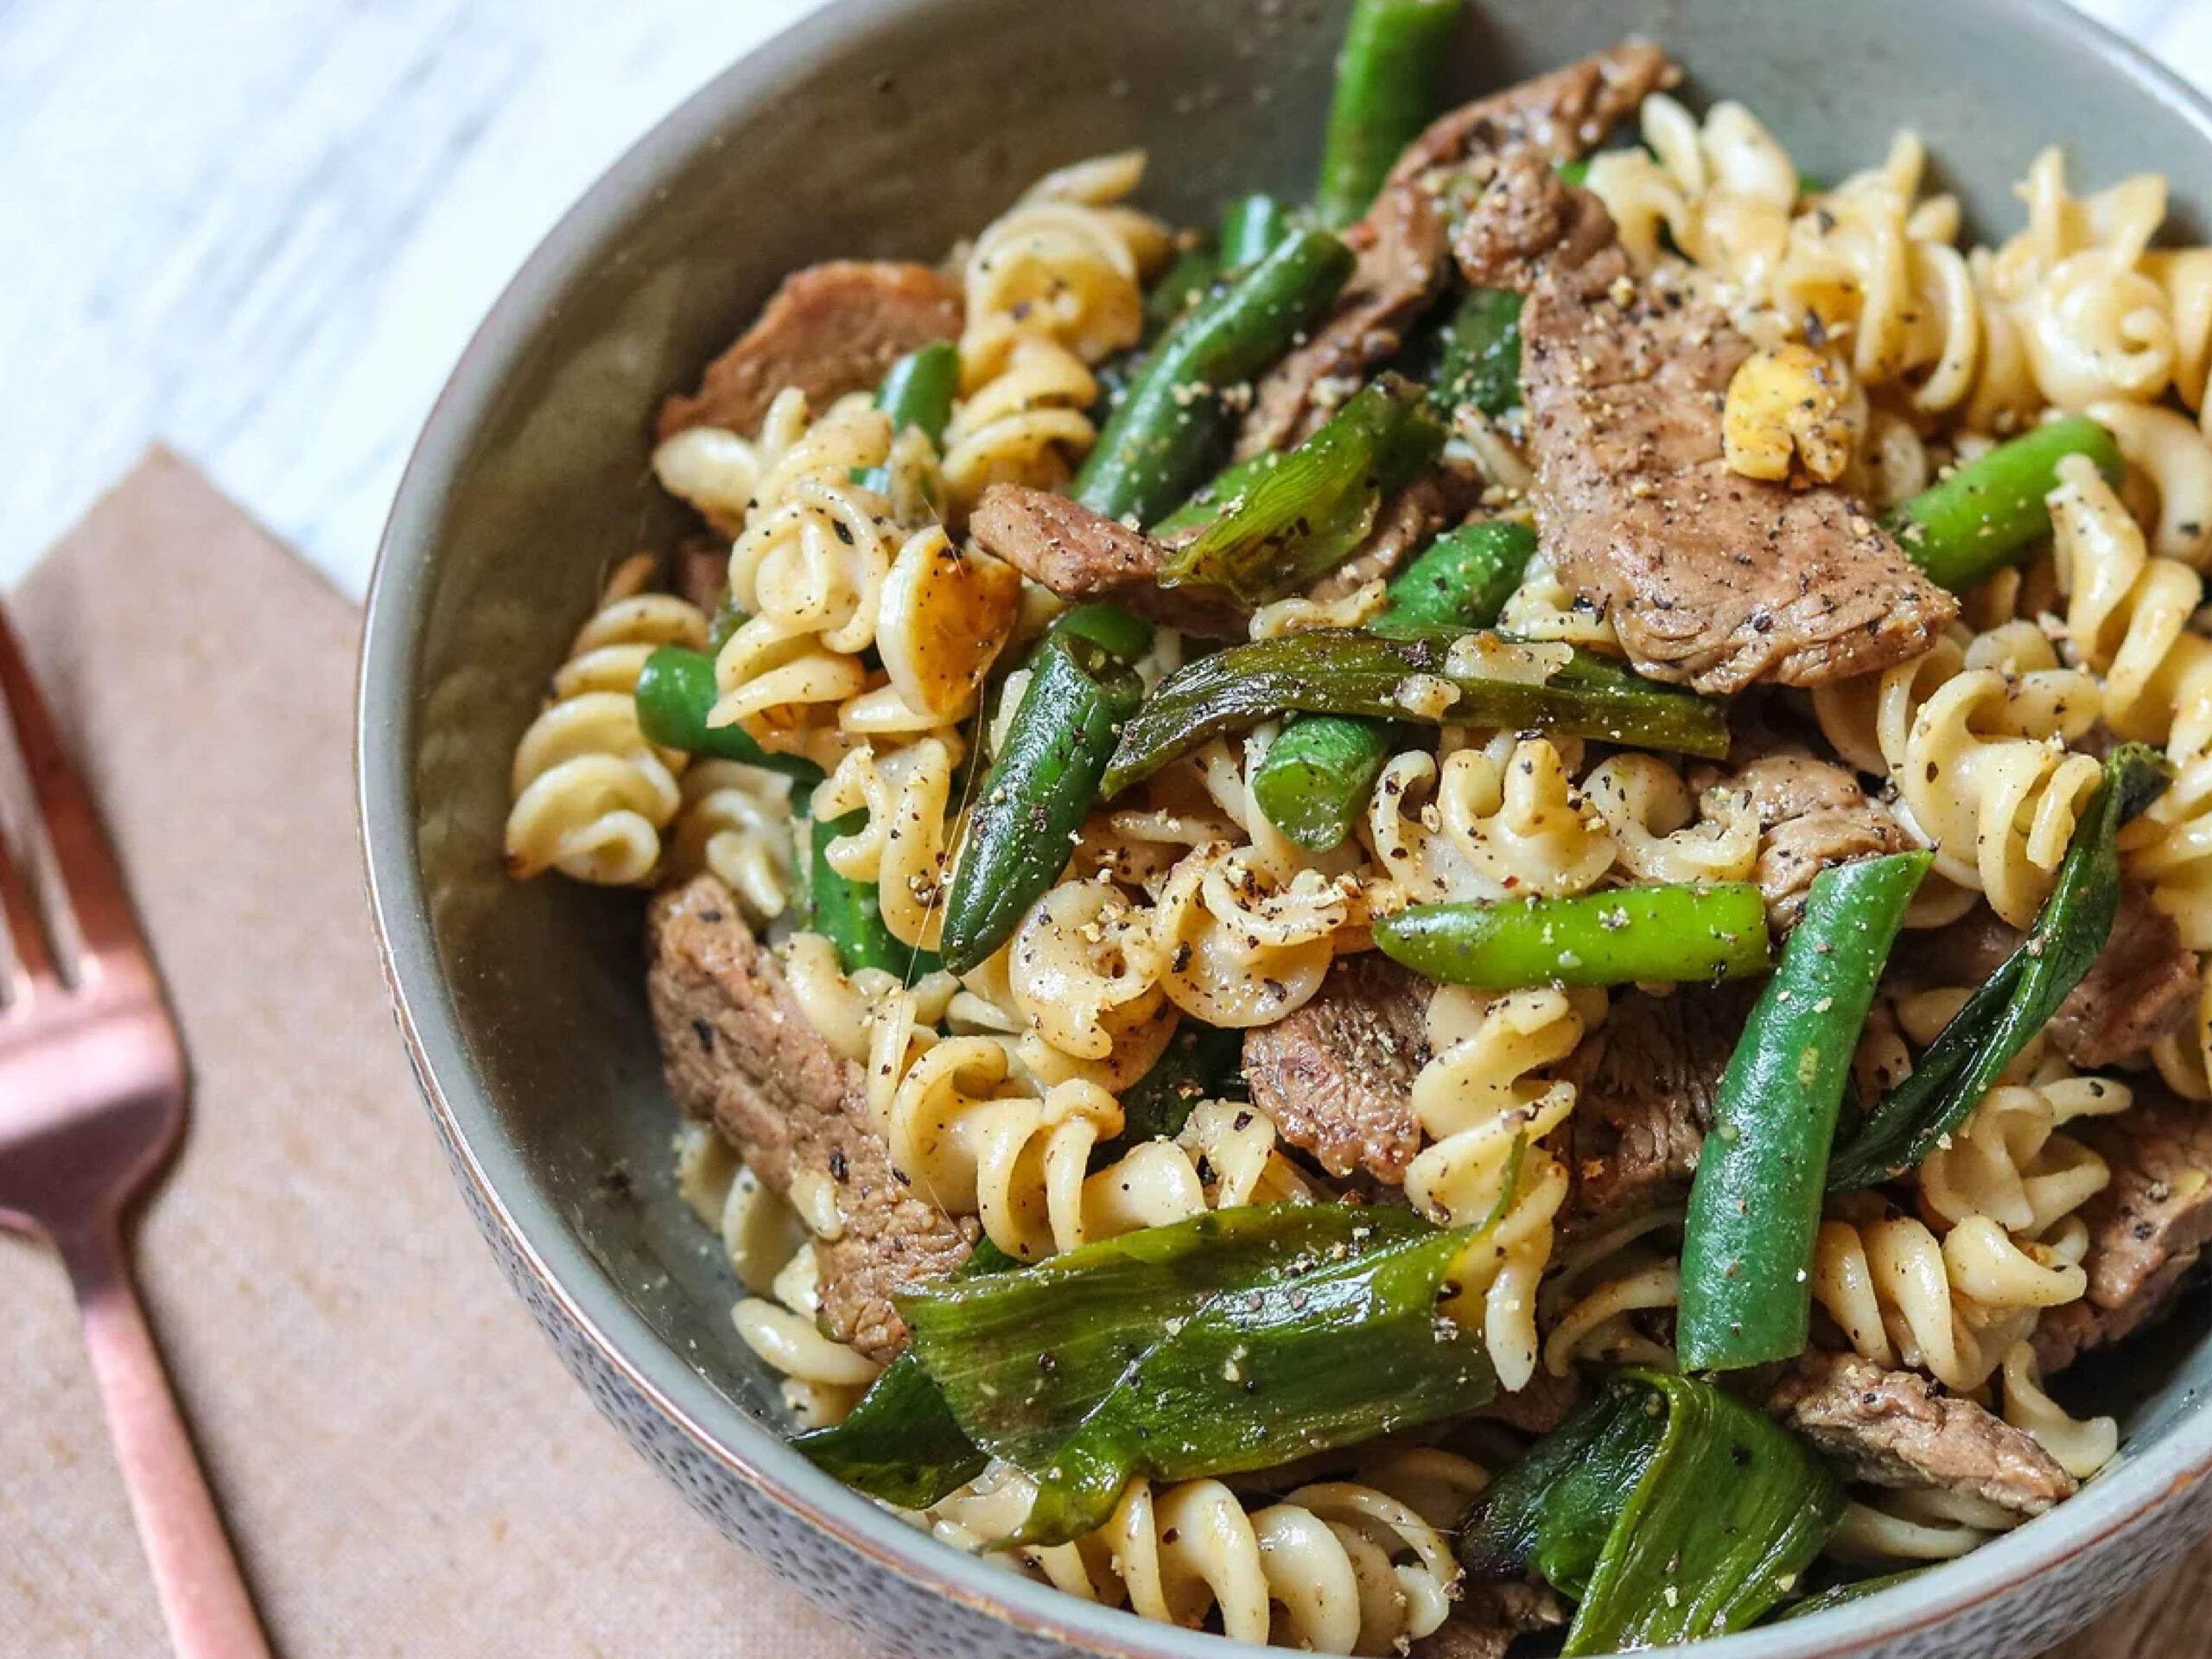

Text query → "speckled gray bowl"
[359,2,2212,1653]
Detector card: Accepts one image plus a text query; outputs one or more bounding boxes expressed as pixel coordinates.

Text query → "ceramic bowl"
[359,1,2212,1653]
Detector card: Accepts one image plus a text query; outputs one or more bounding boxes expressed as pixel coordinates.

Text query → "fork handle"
[61,1218,276,1659]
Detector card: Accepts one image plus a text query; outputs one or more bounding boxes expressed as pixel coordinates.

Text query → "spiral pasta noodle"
[1917,1070,2126,1242]
[2000,1340,2119,1479]
[1364,734,1616,912]
[1827,1487,2023,1564]
[923,1451,1480,1655]
[947,152,1168,512]
[1406,982,1603,1390]
[733,1243,884,1428]
[666,760,796,926]
[505,554,709,884]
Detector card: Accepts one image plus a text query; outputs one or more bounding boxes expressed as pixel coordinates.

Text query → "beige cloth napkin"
[0,450,870,1659]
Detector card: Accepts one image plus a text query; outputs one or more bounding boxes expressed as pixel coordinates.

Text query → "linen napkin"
[0,450,869,1659]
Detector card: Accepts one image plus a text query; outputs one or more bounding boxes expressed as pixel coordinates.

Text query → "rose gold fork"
[0,603,274,1659]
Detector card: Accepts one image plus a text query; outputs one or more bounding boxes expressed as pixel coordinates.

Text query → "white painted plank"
[1,0,2206,596]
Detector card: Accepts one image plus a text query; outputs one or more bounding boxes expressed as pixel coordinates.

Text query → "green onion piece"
[1313,0,1466,228]
[1827,745,2171,1188]
[794,1241,1022,1509]
[1155,375,1446,603]
[1251,519,1542,850]
[1374,885,1773,989]
[1885,416,2124,592]
[1461,1369,1844,1653]
[899,1203,1497,1546]
[1678,850,1931,1371]
[1103,627,1731,795]
[1777,1569,1930,1622]
[1432,287,1526,419]
[1075,226,1357,527]
[633,646,826,784]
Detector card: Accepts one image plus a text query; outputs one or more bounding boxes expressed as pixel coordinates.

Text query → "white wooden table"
[3,0,2207,598]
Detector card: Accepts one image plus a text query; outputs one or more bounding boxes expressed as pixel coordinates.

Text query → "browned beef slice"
[1726,753,1914,930]
[647,875,976,1361]
[1411,1583,1568,1659]
[2033,1087,2212,1373]
[967,485,1250,638]
[656,261,963,442]
[1451,148,1620,294]
[1242,954,1430,1182]
[1521,256,1958,694]
[676,534,732,614]
[1239,42,1676,456]
[1766,1351,2076,1515]
[1306,465,1481,602]
[1915,883,2198,1068]
[1553,987,1746,1228]
[1472,1363,1581,1435]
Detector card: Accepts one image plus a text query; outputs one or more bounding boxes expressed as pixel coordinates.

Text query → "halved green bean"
[1155,375,1446,601]
[853,339,959,494]
[1373,885,1773,989]
[633,646,825,784]
[1103,627,1731,794]
[1220,194,1293,271]
[1252,520,1536,850]
[1313,0,1466,228]
[1677,850,1931,1372]
[1886,416,2124,591]
[808,810,939,979]
[1074,227,1357,526]
[1432,287,1526,419]
[938,632,1145,974]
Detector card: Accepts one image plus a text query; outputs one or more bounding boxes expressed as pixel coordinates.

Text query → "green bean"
[1155,375,1446,601]
[1104,627,1732,793]
[1432,287,1526,419]
[852,339,958,494]
[1074,227,1357,526]
[1556,156,1592,188]
[632,646,825,783]
[1219,193,1293,270]
[1313,0,1466,228]
[1047,600,1155,664]
[1373,885,1773,989]
[1251,520,1536,850]
[1676,850,1931,1372]
[938,632,1145,974]
[1142,244,1222,340]
[807,810,938,979]
[1886,416,2124,591]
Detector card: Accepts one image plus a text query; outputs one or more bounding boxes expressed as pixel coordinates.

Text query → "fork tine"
[0,602,144,962]
[0,820,56,992]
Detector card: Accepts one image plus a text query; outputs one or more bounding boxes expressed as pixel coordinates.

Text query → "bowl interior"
[364,0,2212,1651]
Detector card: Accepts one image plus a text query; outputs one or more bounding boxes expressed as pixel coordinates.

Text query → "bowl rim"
[359,0,2212,1652]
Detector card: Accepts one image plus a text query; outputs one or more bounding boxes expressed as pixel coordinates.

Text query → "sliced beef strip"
[1411,1583,1568,1659]
[1765,1351,2076,1516]
[1238,41,1677,457]
[1520,240,1958,694]
[1552,985,1749,1230]
[1471,1363,1581,1435]
[1714,752,1915,931]
[1450,147,1620,294]
[1305,463,1481,603]
[1913,882,2199,1069]
[1242,954,1431,1182]
[656,260,964,442]
[648,875,976,1362]
[967,485,1250,638]
[675,534,733,615]
[2033,1086,2212,1373]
